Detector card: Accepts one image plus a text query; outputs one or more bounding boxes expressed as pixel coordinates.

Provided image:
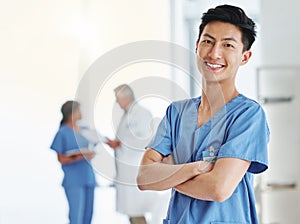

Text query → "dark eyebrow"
[203,33,215,40]
[202,33,238,43]
[223,37,237,43]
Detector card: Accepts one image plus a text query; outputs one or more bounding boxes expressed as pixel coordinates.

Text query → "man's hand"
[162,154,214,174]
[105,138,121,149]
[162,154,175,165]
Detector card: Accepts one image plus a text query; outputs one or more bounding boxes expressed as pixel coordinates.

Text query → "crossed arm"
[137,148,250,202]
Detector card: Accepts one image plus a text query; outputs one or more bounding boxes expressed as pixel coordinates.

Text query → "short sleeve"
[218,104,270,174]
[147,104,173,156]
[50,131,65,154]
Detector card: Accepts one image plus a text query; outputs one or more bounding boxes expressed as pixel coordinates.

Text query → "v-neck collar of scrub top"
[192,93,243,131]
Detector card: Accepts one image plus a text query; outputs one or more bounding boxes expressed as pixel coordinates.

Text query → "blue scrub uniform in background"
[148,94,269,224]
[51,124,96,224]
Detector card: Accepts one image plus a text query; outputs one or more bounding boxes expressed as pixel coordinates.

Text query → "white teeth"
[206,62,222,68]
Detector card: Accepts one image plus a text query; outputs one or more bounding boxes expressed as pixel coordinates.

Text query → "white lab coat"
[114,103,169,221]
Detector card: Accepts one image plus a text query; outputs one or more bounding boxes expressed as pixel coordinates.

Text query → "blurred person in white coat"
[106,84,169,224]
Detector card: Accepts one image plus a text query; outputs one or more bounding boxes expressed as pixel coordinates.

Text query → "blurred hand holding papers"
[65,128,106,157]
[65,148,94,157]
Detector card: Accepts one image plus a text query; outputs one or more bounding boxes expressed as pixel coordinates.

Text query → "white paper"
[65,148,93,157]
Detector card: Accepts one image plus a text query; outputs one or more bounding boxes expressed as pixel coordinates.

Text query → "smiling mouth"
[205,62,224,70]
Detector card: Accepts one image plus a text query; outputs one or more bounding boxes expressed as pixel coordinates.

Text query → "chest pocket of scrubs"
[201,146,220,163]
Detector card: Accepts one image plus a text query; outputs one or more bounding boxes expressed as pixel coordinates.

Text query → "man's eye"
[224,43,234,48]
[202,40,212,44]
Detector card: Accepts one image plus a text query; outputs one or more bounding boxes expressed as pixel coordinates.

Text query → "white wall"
[261,0,300,66]
[0,0,170,223]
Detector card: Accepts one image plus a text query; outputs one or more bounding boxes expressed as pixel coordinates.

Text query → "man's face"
[196,21,251,83]
[115,94,130,110]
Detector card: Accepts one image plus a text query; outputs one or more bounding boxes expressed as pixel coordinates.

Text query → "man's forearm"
[137,161,202,191]
[174,172,218,201]
[174,158,251,202]
[137,149,214,191]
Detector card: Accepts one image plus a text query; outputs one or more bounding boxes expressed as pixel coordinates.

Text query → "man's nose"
[208,43,222,59]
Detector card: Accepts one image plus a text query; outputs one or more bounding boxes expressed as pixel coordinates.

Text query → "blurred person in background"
[106,84,169,224]
[50,100,96,224]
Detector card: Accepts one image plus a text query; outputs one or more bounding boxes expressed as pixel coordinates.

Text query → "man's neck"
[200,82,239,113]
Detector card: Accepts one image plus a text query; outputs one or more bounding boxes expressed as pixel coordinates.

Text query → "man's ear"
[195,40,199,53]
[241,50,252,65]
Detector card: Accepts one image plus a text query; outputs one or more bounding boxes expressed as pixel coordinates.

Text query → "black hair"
[197,4,256,51]
[60,100,80,126]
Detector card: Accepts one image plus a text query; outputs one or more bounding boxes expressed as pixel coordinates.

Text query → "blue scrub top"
[50,125,96,188]
[148,94,269,224]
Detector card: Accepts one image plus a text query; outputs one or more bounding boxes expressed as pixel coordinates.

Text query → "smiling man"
[137,5,270,224]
